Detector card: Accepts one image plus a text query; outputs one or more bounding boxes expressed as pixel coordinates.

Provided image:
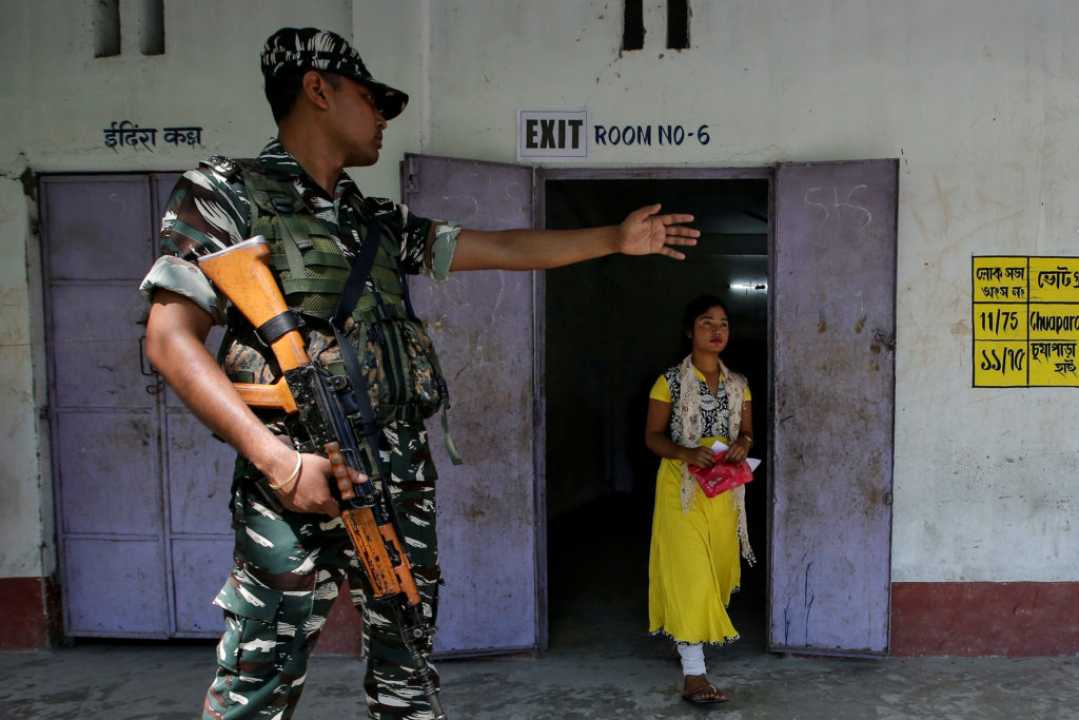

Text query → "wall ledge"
[892,581,1079,657]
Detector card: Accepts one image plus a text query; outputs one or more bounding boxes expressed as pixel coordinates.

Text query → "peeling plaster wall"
[0,0,424,579]
[0,164,43,578]
[2,0,1078,586]
[421,0,1079,583]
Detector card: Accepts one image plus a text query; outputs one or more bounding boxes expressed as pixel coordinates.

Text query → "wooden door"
[43,173,234,639]
[770,160,898,655]
[401,154,542,655]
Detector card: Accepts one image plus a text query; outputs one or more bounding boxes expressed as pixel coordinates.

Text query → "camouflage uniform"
[140,136,460,720]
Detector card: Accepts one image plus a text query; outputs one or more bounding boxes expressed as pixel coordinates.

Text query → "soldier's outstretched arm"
[449,203,699,272]
[145,289,342,516]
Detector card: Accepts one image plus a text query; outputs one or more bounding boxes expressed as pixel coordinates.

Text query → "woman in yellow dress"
[645,295,755,705]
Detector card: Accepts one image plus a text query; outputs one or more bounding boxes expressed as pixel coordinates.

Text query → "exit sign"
[517,109,589,161]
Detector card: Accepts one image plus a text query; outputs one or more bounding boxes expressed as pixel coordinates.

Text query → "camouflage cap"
[260,27,409,120]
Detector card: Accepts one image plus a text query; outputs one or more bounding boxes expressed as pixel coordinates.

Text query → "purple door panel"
[43,177,154,281]
[770,160,898,655]
[44,174,233,641]
[171,538,232,635]
[44,175,171,638]
[55,410,162,536]
[50,285,154,409]
[63,538,170,637]
[402,154,539,654]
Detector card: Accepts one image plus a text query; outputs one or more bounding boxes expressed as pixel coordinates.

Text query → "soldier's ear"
[302,70,331,110]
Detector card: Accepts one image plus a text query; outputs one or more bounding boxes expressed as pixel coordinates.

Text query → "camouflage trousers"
[202,421,441,720]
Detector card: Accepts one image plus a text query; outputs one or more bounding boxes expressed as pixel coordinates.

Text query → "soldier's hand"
[275,453,344,517]
[617,204,699,260]
[327,451,368,503]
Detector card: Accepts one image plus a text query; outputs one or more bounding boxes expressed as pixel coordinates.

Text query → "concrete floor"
[4,501,1078,719]
[2,638,1078,719]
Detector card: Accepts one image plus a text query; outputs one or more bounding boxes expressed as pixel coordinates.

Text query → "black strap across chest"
[330,217,385,437]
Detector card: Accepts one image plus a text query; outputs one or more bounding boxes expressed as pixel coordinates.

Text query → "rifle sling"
[331,218,383,439]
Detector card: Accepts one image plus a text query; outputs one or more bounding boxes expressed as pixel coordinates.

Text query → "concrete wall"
[3,0,1079,647]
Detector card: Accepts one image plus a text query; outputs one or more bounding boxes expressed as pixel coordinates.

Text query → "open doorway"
[543,173,771,658]
[403,154,895,657]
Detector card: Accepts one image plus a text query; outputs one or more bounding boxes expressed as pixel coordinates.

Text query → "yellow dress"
[647,368,751,645]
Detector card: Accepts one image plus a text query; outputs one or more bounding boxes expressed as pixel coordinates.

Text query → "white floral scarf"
[670,355,756,566]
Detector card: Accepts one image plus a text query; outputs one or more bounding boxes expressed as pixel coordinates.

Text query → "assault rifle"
[198,236,446,720]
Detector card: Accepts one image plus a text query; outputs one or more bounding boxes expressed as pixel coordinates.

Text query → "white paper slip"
[709,440,762,473]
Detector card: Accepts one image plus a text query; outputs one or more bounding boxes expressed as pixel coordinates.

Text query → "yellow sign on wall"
[973,256,1079,387]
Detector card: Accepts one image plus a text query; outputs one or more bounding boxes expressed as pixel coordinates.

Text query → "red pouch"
[688,451,754,497]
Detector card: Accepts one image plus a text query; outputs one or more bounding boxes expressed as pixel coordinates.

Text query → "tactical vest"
[216,159,454,443]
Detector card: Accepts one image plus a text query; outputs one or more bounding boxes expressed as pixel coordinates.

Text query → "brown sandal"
[682,675,730,705]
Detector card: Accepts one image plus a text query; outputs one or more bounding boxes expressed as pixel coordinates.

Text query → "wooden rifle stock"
[230,380,298,414]
[198,237,304,414]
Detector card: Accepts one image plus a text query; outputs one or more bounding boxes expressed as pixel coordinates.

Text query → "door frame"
[534,165,776,651]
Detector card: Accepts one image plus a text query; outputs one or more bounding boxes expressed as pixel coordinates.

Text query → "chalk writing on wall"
[103,121,203,151]
[973,256,1079,387]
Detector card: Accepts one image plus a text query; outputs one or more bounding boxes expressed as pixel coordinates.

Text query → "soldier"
[141,27,699,720]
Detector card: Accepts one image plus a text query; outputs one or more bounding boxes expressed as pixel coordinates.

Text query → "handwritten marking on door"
[804,185,873,229]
